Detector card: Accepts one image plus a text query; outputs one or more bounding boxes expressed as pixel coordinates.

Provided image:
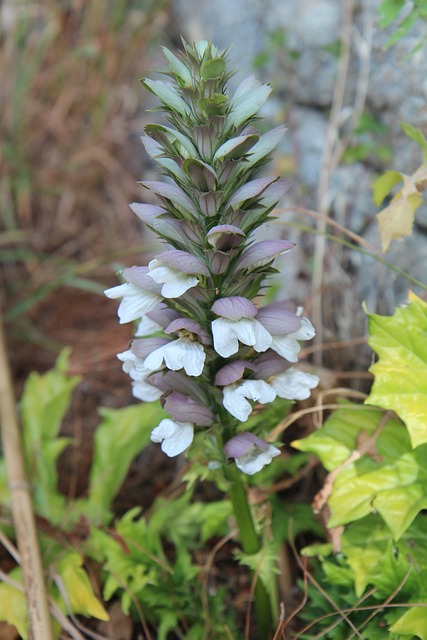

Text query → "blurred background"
[1,0,427,493]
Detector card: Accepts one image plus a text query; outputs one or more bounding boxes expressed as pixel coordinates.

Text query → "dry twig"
[0,306,54,639]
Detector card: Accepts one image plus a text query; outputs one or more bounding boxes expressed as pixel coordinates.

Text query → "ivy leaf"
[390,604,427,639]
[366,293,427,448]
[56,552,109,621]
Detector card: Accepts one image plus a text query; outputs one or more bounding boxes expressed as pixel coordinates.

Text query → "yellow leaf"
[376,190,423,252]
[0,578,29,640]
[56,552,109,621]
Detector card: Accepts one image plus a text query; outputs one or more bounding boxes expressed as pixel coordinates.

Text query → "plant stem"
[0,306,54,640]
[225,463,274,638]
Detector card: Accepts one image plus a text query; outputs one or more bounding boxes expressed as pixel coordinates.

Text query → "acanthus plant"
[105,39,319,475]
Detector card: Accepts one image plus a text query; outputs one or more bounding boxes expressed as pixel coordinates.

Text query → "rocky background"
[166,0,427,363]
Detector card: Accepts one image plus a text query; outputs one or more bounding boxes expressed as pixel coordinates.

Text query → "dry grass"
[0,0,169,372]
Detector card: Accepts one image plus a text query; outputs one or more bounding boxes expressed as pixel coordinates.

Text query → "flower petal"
[271,369,319,400]
[104,283,161,324]
[150,419,194,457]
[236,240,295,271]
[211,296,257,320]
[224,431,280,475]
[223,379,276,422]
[132,379,163,402]
[145,338,205,377]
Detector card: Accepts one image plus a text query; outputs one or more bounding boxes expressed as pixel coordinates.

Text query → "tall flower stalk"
[106,40,318,637]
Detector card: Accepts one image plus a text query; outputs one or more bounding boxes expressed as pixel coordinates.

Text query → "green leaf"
[379,0,405,28]
[372,170,402,206]
[390,604,427,639]
[401,121,427,159]
[0,572,29,639]
[21,350,80,522]
[200,57,226,80]
[374,483,427,540]
[328,452,421,536]
[82,403,167,524]
[56,552,109,621]
[293,403,407,471]
[366,293,427,448]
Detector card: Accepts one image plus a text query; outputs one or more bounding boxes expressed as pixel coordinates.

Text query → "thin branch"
[0,306,54,639]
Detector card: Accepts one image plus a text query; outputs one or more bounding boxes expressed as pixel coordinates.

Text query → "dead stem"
[0,307,54,638]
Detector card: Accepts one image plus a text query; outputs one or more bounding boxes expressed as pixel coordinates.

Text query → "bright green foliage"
[294,297,427,638]
[379,0,427,51]
[54,552,109,621]
[86,492,237,638]
[20,348,79,523]
[1,353,238,637]
[293,404,427,539]
[0,569,29,639]
[79,403,167,524]
[366,292,427,448]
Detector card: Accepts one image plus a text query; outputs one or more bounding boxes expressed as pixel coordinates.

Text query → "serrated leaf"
[366,293,427,448]
[82,403,167,524]
[56,552,108,620]
[390,604,427,639]
[372,170,402,206]
[21,351,80,522]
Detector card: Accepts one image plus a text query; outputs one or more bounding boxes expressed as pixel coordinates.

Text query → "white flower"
[151,418,194,456]
[270,369,319,400]
[135,314,163,337]
[147,259,199,298]
[211,317,272,358]
[117,349,155,380]
[224,432,281,475]
[223,379,277,422]
[117,350,163,401]
[143,337,205,377]
[104,283,161,324]
[236,443,281,475]
[132,379,163,402]
[270,317,316,362]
